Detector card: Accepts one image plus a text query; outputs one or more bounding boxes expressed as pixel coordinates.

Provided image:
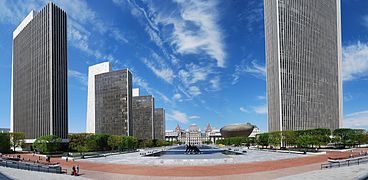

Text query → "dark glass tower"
[154,108,165,140]
[11,3,68,140]
[132,96,154,140]
[95,69,133,136]
[264,0,342,132]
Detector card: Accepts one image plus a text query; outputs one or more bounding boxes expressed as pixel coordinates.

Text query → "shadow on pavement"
[0,172,12,180]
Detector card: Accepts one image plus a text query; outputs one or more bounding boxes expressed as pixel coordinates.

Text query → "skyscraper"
[132,96,154,140]
[154,108,165,140]
[264,0,342,131]
[95,69,132,136]
[11,3,68,141]
[86,62,111,133]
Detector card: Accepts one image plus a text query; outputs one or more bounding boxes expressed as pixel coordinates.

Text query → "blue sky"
[0,0,368,133]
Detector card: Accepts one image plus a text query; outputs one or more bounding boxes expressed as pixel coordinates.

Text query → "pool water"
[145,145,243,157]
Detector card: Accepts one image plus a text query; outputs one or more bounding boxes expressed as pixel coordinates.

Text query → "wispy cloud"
[172,93,182,102]
[133,75,171,103]
[68,69,87,86]
[344,110,368,128]
[240,107,249,113]
[253,104,267,114]
[189,86,201,96]
[342,41,368,81]
[149,0,226,67]
[232,59,266,84]
[167,110,200,124]
[143,58,174,84]
[189,115,200,119]
[256,95,266,100]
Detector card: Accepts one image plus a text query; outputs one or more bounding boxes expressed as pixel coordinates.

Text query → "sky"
[0,0,368,133]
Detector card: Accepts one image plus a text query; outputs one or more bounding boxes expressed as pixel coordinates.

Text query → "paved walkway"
[0,166,90,180]
[3,148,367,178]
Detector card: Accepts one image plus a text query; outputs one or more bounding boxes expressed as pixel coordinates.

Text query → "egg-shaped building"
[220,124,254,138]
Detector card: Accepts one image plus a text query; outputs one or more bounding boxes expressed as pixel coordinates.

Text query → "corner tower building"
[86,62,111,133]
[264,0,342,131]
[11,3,68,141]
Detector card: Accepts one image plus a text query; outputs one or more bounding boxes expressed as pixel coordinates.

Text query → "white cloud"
[209,76,221,91]
[344,110,368,128]
[254,104,268,114]
[189,116,200,119]
[133,75,171,103]
[232,59,266,84]
[363,15,368,29]
[178,63,211,86]
[189,86,201,96]
[240,107,249,113]
[172,93,182,101]
[342,42,368,81]
[127,0,226,67]
[68,69,87,86]
[167,110,189,124]
[163,0,226,67]
[144,59,174,84]
[257,96,266,100]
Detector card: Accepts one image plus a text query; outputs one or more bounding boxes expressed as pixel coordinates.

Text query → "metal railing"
[0,159,62,174]
[321,155,368,169]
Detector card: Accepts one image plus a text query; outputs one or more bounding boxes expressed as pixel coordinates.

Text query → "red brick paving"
[5,148,368,177]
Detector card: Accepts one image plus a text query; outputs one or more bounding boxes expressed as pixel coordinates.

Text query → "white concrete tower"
[86,62,111,133]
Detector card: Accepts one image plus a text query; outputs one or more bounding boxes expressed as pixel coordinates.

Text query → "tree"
[269,131,282,148]
[256,133,269,148]
[0,133,10,153]
[333,128,355,147]
[9,132,25,151]
[108,135,123,150]
[95,134,110,151]
[32,135,62,154]
[123,136,138,149]
[310,128,331,148]
[283,131,297,147]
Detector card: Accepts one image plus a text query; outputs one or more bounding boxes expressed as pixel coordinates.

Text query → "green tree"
[269,131,281,148]
[310,128,331,148]
[108,135,123,150]
[0,133,10,153]
[32,135,62,154]
[333,128,355,147]
[283,131,297,147]
[9,132,25,151]
[256,133,269,148]
[123,136,138,149]
[95,134,110,151]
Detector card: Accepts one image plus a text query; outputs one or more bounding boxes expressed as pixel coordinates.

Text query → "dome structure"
[220,124,254,138]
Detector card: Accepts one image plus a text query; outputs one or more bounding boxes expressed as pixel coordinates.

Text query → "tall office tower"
[154,108,165,140]
[95,69,132,135]
[132,96,154,140]
[264,0,342,132]
[11,3,68,141]
[86,62,111,133]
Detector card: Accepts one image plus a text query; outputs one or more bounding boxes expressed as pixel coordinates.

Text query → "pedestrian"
[72,166,76,176]
[66,157,68,162]
[76,164,79,175]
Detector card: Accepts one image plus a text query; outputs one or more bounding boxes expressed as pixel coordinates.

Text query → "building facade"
[132,96,154,140]
[264,0,342,132]
[86,62,111,133]
[11,3,68,141]
[95,69,132,136]
[154,108,165,140]
[165,124,223,145]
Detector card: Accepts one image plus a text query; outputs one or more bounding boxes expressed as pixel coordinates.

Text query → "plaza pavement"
[2,147,368,179]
